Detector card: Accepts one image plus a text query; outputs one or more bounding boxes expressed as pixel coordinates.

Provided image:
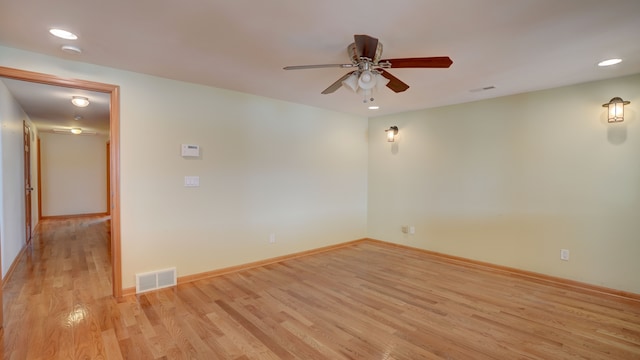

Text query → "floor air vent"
[135,267,177,294]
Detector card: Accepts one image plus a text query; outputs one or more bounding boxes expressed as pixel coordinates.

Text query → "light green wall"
[2,44,639,294]
[0,46,369,289]
[368,74,640,293]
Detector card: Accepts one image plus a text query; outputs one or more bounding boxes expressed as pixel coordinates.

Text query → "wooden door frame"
[106,141,111,216]
[23,121,32,245]
[0,66,122,298]
[37,137,42,221]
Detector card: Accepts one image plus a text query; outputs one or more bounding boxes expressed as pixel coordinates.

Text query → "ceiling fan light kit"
[284,34,452,104]
[341,71,390,103]
[342,73,359,92]
[357,70,376,90]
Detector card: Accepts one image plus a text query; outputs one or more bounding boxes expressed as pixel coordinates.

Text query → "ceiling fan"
[283,34,453,103]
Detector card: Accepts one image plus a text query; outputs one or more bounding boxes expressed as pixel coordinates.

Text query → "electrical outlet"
[560,249,569,261]
[269,233,276,244]
[409,226,415,235]
[401,225,409,234]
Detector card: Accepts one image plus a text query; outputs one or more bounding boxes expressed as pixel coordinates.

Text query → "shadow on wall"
[604,107,634,145]
[607,125,627,145]
[391,142,399,155]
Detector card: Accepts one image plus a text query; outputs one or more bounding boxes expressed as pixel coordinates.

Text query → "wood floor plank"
[2,216,640,359]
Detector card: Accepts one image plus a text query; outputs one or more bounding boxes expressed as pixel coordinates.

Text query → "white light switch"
[184,176,200,187]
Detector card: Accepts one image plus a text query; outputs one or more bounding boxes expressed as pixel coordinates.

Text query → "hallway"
[1,216,115,358]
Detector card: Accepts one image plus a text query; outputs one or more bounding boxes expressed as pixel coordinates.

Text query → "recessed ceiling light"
[368,105,380,110]
[71,96,90,107]
[598,58,622,67]
[61,45,82,54]
[49,28,78,40]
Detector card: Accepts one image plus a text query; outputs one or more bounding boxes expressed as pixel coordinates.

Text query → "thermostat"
[181,144,200,157]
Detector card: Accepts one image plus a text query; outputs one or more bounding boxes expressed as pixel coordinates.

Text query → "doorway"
[0,66,122,301]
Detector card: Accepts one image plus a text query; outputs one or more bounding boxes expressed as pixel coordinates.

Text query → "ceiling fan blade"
[354,34,379,60]
[321,71,356,94]
[380,57,453,68]
[379,70,410,93]
[283,63,355,70]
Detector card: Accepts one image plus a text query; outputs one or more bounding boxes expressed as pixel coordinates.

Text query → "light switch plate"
[184,176,200,187]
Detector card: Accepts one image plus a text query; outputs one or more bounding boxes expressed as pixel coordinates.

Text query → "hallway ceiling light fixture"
[71,96,90,107]
[385,126,398,142]
[53,128,96,135]
[342,71,390,103]
[602,97,630,123]
[49,28,78,40]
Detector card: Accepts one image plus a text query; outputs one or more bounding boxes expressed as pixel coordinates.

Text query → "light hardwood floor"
[2,217,639,359]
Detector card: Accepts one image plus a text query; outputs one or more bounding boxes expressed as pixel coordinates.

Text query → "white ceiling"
[1,0,639,130]
[1,78,111,135]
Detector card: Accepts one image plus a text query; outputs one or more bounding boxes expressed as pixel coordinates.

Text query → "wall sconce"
[71,96,90,107]
[385,126,398,142]
[602,97,630,123]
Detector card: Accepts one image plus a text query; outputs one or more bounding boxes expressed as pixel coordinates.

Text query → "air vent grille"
[135,267,177,294]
